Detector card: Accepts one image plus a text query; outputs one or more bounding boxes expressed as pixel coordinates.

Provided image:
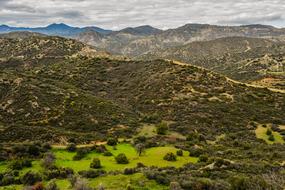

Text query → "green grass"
[54,143,198,172]
[0,162,7,172]
[255,125,284,144]
[89,173,167,190]
[137,124,157,137]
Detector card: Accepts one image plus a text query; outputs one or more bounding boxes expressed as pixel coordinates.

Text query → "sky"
[0,0,284,30]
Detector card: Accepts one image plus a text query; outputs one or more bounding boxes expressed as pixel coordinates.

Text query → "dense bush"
[90,158,101,169]
[21,171,42,185]
[42,152,56,169]
[266,129,272,136]
[103,151,113,156]
[9,159,32,170]
[124,168,137,175]
[115,153,129,164]
[164,153,177,161]
[107,138,118,146]
[45,180,59,190]
[66,143,77,152]
[176,150,183,156]
[44,167,74,180]
[73,149,89,161]
[189,147,203,157]
[78,169,106,178]
[268,135,275,141]
[156,122,168,135]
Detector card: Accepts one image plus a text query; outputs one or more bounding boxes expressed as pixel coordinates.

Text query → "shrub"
[45,180,59,190]
[28,144,40,157]
[90,158,101,169]
[169,181,182,190]
[189,147,203,157]
[266,129,272,136]
[73,149,89,161]
[268,135,275,141]
[78,169,105,178]
[21,171,42,185]
[42,152,56,169]
[115,153,129,164]
[156,122,168,135]
[107,138,117,146]
[136,162,145,168]
[66,143,77,152]
[176,150,183,156]
[9,159,32,170]
[163,153,177,161]
[103,151,113,156]
[124,168,137,175]
[199,155,209,162]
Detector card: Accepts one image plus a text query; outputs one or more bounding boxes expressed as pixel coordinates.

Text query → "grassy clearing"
[54,143,198,172]
[255,125,284,144]
[89,173,167,190]
[137,124,156,137]
[137,124,186,140]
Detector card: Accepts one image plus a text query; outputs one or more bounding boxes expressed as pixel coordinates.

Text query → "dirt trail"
[166,59,285,94]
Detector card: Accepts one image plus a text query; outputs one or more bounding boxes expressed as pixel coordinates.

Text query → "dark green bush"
[9,159,32,170]
[90,158,101,169]
[156,122,168,135]
[66,143,77,152]
[163,153,177,161]
[78,169,105,178]
[266,129,272,136]
[176,150,183,156]
[268,135,275,141]
[107,138,118,146]
[115,153,129,164]
[103,151,113,157]
[21,171,42,185]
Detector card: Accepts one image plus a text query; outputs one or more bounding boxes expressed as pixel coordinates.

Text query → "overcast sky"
[0,0,284,29]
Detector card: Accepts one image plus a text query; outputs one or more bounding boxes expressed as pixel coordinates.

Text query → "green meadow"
[0,143,197,189]
[53,143,198,172]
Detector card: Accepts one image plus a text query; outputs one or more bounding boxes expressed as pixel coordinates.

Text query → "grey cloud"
[0,0,284,29]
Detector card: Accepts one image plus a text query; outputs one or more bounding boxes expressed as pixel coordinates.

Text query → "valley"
[0,24,285,190]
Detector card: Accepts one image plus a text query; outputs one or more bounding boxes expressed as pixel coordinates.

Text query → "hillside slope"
[1,36,285,144]
[142,37,285,89]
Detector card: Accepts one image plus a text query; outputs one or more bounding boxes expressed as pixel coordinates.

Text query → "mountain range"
[0,23,112,37]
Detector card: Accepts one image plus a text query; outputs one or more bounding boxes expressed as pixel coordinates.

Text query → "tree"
[268,135,275,141]
[156,122,168,135]
[163,153,177,161]
[115,153,129,164]
[21,171,42,186]
[266,129,272,136]
[107,138,117,146]
[90,158,101,169]
[42,152,56,169]
[66,143,77,152]
[135,143,145,156]
[176,150,183,156]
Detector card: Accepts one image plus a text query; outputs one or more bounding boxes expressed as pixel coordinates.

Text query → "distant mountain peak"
[46,23,73,29]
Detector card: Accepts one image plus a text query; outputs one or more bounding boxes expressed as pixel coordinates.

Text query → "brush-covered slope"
[0,33,109,68]
[142,37,285,89]
[1,42,285,144]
